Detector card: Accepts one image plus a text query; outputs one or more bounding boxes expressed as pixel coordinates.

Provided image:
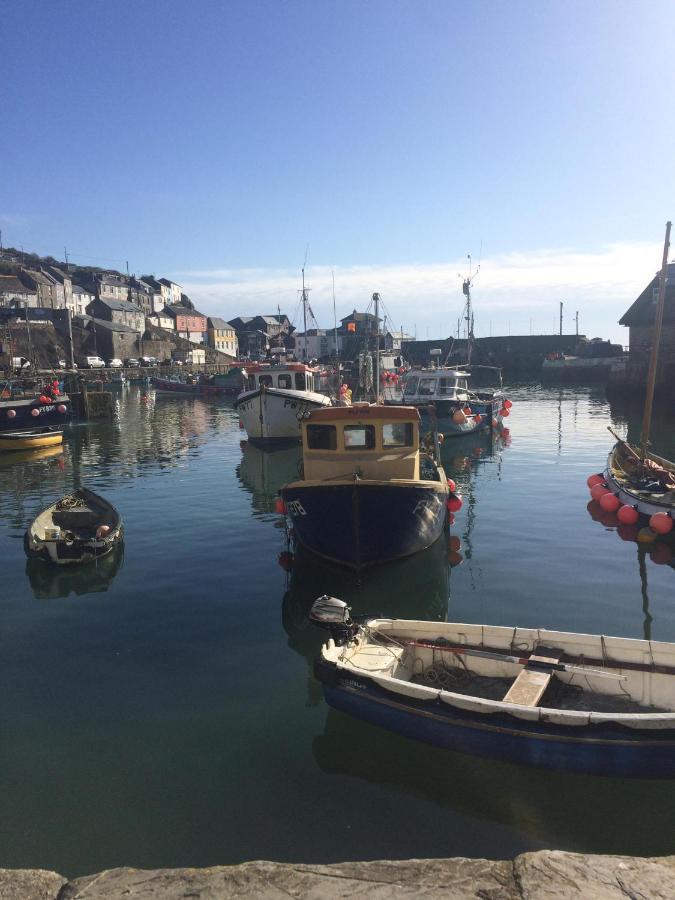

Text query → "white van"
[82,356,106,368]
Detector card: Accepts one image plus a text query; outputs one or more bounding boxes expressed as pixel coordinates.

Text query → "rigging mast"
[461,255,479,366]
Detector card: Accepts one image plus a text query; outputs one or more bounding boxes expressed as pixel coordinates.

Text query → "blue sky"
[2,0,674,342]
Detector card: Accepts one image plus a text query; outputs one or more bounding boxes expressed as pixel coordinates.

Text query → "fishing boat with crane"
[390,265,511,436]
[587,222,675,541]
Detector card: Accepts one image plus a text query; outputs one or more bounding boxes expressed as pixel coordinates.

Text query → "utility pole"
[67,307,75,369]
[300,268,311,361]
[559,301,563,336]
[575,310,579,336]
[64,247,69,266]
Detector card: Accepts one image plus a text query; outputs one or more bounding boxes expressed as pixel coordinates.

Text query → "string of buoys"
[586,472,674,537]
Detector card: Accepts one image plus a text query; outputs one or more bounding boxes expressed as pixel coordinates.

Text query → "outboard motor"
[310,595,358,644]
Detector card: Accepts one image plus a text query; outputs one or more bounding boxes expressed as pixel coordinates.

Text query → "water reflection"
[281,536,450,705]
[26,544,124,600]
[236,441,302,518]
[312,708,675,857]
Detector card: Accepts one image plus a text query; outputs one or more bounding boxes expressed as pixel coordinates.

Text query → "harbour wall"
[6,850,675,898]
[402,335,591,374]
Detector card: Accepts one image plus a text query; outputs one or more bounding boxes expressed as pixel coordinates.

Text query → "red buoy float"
[274,498,287,515]
[504,399,513,409]
[447,495,463,513]
[617,505,639,525]
[447,478,456,492]
[649,513,673,535]
[30,408,40,417]
[278,551,294,571]
[57,404,67,414]
[587,474,604,489]
[449,536,461,552]
[501,408,510,417]
[590,483,610,501]
[7,409,16,418]
[599,493,620,513]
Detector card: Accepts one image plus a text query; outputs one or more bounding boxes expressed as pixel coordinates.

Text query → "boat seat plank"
[503,669,552,707]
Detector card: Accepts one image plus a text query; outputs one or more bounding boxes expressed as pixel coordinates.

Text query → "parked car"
[81,356,106,369]
[107,358,123,368]
[58,359,77,369]
[124,358,140,368]
[140,356,158,366]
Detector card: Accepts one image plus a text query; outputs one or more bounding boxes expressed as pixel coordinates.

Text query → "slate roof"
[92,297,143,314]
[87,317,140,333]
[165,304,206,318]
[619,263,675,326]
[159,278,182,288]
[208,317,231,329]
[0,275,36,294]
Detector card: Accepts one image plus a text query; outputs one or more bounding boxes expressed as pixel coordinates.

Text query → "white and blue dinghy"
[311,598,675,778]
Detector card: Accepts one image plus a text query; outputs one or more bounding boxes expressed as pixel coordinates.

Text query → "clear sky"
[2,0,674,343]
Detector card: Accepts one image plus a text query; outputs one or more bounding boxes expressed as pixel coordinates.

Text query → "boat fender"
[31,409,40,417]
[96,525,111,540]
[6,409,15,418]
[63,531,75,546]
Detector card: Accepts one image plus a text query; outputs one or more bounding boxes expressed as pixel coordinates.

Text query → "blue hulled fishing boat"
[279,404,454,569]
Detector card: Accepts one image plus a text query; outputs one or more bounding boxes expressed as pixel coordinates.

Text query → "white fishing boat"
[234,363,331,444]
[312,598,675,777]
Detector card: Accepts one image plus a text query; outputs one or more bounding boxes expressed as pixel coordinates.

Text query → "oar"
[607,426,641,463]
[405,640,627,681]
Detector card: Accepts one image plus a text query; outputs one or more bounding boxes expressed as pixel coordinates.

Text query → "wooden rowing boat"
[24,488,123,565]
[312,598,675,777]
[0,427,63,451]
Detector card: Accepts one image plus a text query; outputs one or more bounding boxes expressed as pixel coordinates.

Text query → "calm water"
[1,383,674,876]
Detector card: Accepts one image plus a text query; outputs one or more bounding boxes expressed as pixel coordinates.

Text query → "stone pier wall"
[4,850,675,899]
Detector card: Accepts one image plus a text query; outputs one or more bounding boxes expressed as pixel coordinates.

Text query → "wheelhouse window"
[418,378,436,396]
[277,374,292,389]
[307,424,337,450]
[247,375,256,389]
[343,425,376,449]
[295,373,306,390]
[259,374,273,387]
[382,422,413,447]
[437,378,455,396]
[403,376,419,395]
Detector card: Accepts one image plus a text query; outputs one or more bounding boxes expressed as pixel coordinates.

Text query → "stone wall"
[4,851,675,899]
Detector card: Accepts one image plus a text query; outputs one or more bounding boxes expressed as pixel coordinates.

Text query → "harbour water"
[1,383,674,876]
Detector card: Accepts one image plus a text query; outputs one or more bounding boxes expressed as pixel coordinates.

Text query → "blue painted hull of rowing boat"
[316,663,675,778]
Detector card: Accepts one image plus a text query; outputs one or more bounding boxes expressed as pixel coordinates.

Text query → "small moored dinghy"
[312,597,675,777]
[0,427,63,452]
[25,488,123,564]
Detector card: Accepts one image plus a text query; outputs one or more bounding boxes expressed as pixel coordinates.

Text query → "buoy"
[463,406,472,415]
[449,535,461,552]
[438,433,445,443]
[599,493,620,513]
[590,483,610,501]
[447,495,463,513]
[448,550,463,567]
[452,410,466,425]
[587,473,604,489]
[617,505,639,525]
[649,513,673,535]
[96,525,111,539]
[7,409,16,418]
[492,418,498,428]
[504,399,513,409]
[39,395,49,404]
[448,513,455,526]
[446,478,456,492]
[274,498,287,515]
[474,414,482,425]
[278,550,294,571]
[501,408,510,417]
[57,404,67,414]
[30,408,40,417]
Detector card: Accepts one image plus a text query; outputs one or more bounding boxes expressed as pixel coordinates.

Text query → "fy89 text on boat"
[278,404,460,569]
[310,598,675,777]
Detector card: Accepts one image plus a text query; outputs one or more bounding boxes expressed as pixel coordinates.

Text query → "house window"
[344,425,375,449]
[382,422,413,447]
[307,424,337,450]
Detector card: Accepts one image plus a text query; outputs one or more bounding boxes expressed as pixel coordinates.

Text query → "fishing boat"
[234,363,332,444]
[152,367,245,396]
[24,488,123,564]
[279,404,454,568]
[0,426,63,451]
[395,366,510,437]
[311,598,675,777]
[590,223,675,539]
[0,386,71,431]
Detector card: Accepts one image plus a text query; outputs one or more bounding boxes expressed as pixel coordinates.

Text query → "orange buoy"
[599,493,620,513]
[617,505,639,525]
[504,399,513,409]
[649,513,673,535]
[590,483,610,501]
[447,478,456,492]
[449,535,461,552]
[274,498,287,515]
[447,495,463,513]
[587,474,604,489]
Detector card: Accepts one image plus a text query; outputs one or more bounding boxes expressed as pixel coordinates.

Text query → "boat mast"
[461,255,477,366]
[301,267,308,362]
[639,220,671,457]
[373,292,380,402]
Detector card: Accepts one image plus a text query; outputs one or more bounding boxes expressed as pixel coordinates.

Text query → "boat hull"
[235,387,331,444]
[0,397,71,431]
[281,480,448,568]
[0,428,63,451]
[404,399,504,438]
[315,660,675,778]
[151,377,235,396]
[604,445,675,519]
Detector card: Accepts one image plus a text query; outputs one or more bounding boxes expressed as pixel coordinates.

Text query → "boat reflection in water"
[312,704,675,857]
[25,543,124,600]
[281,534,449,705]
[236,441,302,518]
